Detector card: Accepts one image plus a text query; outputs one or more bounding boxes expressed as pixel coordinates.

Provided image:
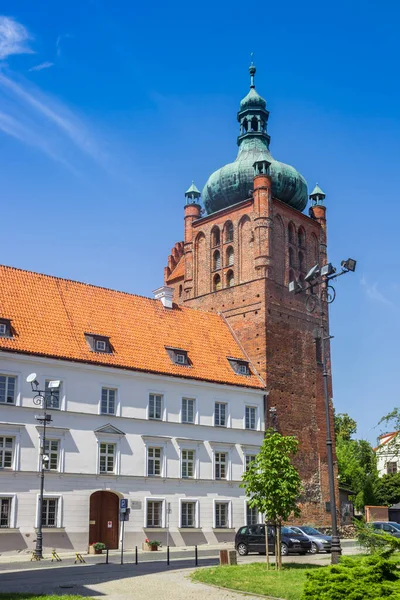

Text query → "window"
[298,251,305,273]
[238,363,249,375]
[101,388,116,415]
[225,222,234,243]
[182,398,195,423]
[245,406,257,430]
[149,394,163,420]
[96,340,107,352]
[85,334,111,353]
[387,462,398,474]
[226,246,234,266]
[176,353,186,364]
[213,250,221,270]
[0,320,11,337]
[147,500,163,527]
[215,452,227,479]
[0,375,16,404]
[298,227,305,247]
[42,498,58,528]
[99,442,115,474]
[182,449,195,478]
[315,337,322,364]
[0,324,6,336]
[227,270,234,287]
[213,274,222,291]
[289,247,295,268]
[45,380,61,410]
[0,436,14,468]
[215,402,227,427]
[288,223,295,244]
[211,227,220,247]
[215,502,229,528]
[44,439,59,471]
[0,497,11,528]
[289,269,295,283]
[181,501,196,528]
[148,447,162,476]
[245,454,256,471]
[246,503,258,525]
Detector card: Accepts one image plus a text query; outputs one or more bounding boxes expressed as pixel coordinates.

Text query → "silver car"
[289,526,332,554]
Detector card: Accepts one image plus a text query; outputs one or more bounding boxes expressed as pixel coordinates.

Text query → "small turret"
[185,181,201,205]
[309,183,326,206]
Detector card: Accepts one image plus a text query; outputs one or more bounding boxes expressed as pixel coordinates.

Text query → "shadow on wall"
[0,531,28,553]
[42,531,74,550]
[179,531,207,547]
[213,531,235,544]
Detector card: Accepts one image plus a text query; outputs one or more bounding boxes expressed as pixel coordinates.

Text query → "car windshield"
[389,523,400,531]
[282,527,297,535]
[301,526,322,535]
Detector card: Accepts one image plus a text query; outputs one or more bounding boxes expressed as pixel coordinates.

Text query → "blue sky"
[0,1,398,443]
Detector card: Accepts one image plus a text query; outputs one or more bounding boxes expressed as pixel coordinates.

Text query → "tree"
[378,408,400,457]
[375,473,400,506]
[334,412,378,512]
[240,429,302,570]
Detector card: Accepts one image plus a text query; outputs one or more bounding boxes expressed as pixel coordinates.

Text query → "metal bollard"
[135,545,138,565]
[195,545,198,566]
[106,547,109,564]
[167,545,170,565]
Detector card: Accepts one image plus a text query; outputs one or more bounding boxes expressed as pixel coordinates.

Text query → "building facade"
[375,432,400,477]
[165,64,336,524]
[0,267,265,553]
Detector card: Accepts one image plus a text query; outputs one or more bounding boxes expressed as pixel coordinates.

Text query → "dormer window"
[228,357,251,376]
[165,347,190,366]
[85,333,112,354]
[0,319,12,338]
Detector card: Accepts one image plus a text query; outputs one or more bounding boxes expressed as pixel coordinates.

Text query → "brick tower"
[165,64,335,524]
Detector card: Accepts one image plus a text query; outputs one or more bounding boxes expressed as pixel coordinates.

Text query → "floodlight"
[26,373,39,387]
[288,280,303,294]
[320,263,336,277]
[341,258,357,272]
[47,380,61,390]
[35,414,52,423]
[43,455,49,462]
[304,264,320,283]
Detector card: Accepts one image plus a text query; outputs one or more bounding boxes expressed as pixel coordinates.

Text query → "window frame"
[179,498,200,529]
[213,499,232,529]
[0,374,17,405]
[43,438,60,472]
[147,446,163,477]
[98,441,117,475]
[44,379,62,410]
[214,450,228,480]
[100,387,117,416]
[181,397,196,424]
[36,494,62,529]
[0,494,16,528]
[144,497,166,528]
[214,401,228,427]
[148,393,164,421]
[0,435,14,470]
[387,461,398,474]
[181,448,196,479]
[245,405,258,430]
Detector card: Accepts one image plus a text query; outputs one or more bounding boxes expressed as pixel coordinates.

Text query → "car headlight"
[289,538,299,543]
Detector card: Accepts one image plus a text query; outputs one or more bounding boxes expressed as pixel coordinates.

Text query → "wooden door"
[89,491,119,549]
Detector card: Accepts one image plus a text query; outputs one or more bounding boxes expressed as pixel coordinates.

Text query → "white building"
[0,266,265,553]
[375,432,400,477]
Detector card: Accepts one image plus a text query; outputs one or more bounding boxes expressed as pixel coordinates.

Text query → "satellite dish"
[26,373,37,383]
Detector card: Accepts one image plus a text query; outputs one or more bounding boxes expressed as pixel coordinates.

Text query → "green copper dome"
[202,64,308,214]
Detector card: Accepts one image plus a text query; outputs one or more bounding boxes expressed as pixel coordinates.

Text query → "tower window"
[251,117,258,132]
[213,274,221,291]
[242,118,248,132]
[288,223,295,244]
[213,250,221,271]
[211,227,220,247]
[226,270,234,287]
[289,247,295,268]
[289,269,295,283]
[225,221,234,243]
[298,251,305,273]
[179,284,183,298]
[298,227,305,247]
[226,246,234,266]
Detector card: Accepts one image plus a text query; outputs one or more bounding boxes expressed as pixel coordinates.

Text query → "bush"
[301,554,400,600]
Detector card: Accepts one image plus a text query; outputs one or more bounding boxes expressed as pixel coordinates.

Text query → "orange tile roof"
[0,265,264,389]
[166,255,185,283]
[374,431,399,451]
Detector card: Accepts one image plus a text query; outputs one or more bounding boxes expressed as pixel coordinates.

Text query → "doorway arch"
[89,491,119,549]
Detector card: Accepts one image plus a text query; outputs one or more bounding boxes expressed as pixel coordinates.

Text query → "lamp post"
[289,258,356,564]
[26,373,60,560]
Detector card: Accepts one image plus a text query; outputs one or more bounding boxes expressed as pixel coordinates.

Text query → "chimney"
[153,286,174,309]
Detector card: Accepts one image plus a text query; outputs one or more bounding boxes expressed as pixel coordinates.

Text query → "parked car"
[371,522,400,537]
[235,524,312,556]
[289,526,332,554]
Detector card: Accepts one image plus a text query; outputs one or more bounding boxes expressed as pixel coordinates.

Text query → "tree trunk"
[277,520,282,570]
[265,521,270,569]
[274,523,278,570]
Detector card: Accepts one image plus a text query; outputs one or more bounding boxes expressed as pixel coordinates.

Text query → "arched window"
[251,116,258,132]
[179,284,183,298]
[225,221,234,243]
[213,250,221,270]
[242,118,248,132]
[288,222,295,245]
[226,246,234,266]
[289,269,295,283]
[211,227,220,247]
[226,270,234,287]
[289,247,295,268]
[298,251,305,273]
[213,274,221,291]
[298,227,305,247]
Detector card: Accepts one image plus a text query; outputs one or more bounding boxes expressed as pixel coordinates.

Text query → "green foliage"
[301,554,400,600]
[375,473,400,506]
[334,411,379,511]
[92,541,106,550]
[355,519,400,554]
[240,428,302,523]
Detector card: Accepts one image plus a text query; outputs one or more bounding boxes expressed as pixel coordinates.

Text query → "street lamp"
[26,373,60,560]
[288,258,356,565]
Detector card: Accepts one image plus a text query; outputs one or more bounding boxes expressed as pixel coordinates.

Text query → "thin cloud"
[29,61,54,72]
[56,33,73,58]
[0,16,33,59]
[361,276,392,306]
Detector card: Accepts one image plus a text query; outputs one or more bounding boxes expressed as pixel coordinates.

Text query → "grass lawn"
[0,595,84,600]
[191,562,321,600]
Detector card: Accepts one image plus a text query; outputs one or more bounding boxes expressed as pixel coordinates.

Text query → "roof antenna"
[249,52,256,88]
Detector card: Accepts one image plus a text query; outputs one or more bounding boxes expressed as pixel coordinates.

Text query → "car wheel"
[237,543,248,556]
[310,542,318,554]
[281,543,289,556]
[299,551,307,555]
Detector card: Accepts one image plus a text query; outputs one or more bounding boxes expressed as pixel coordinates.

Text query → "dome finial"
[249,52,256,88]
